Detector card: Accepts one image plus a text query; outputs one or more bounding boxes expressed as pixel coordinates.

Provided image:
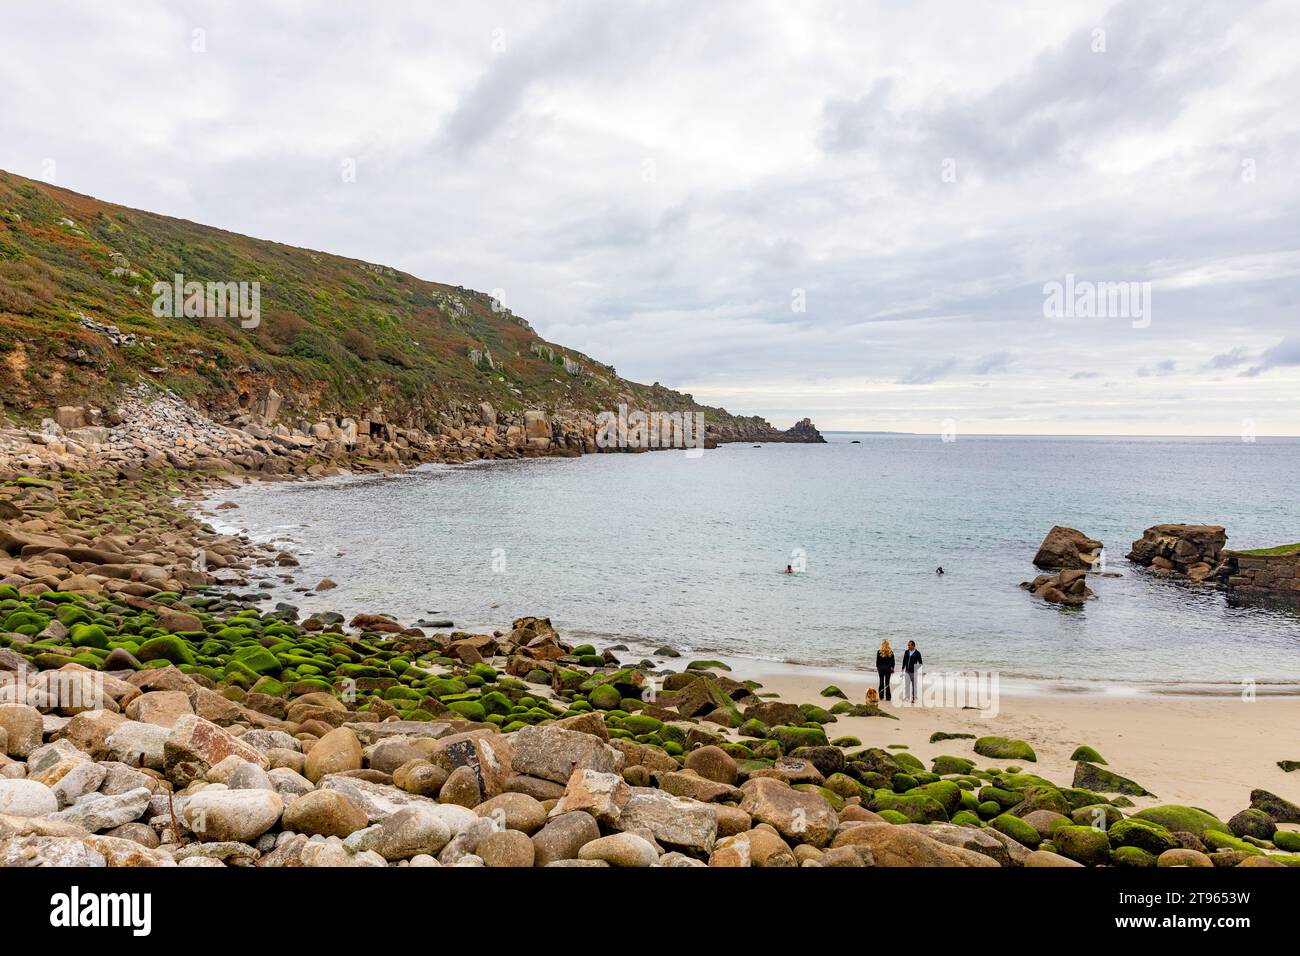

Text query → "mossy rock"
[137,634,196,666]
[68,623,112,649]
[907,780,963,817]
[447,700,487,721]
[1052,825,1112,866]
[686,659,731,672]
[1011,786,1071,817]
[870,791,949,824]
[952,810,983,827]
[1059,787,1110,812]
[876,809,910,825]
[1201,830,1263,856]
[1072,803,1123,829]
[1133,805,1227,839]
[1108,818,1179,855]
[978,786,1020,810]
[1112,845,1157,868]
[770,724,828,752]
[583,684,620,710]
[232,644,281,675]
[819,685,847,699]
[930,731,976,744]
[824,772,866,800]
[620,714,663,735]
[932,755,977,776]
[1273,830,1300,852]
[891,773,918,793]
[250,676,287,697]
[892,751,925,773]
[831,736,860,748]
[720,742,753,760]
[794,784,844,811]
[974,736,1036,762]
[1069,745,1106,764]
[990,813,1042,848]
[1073,761,1152,797]
[798,703,836,725]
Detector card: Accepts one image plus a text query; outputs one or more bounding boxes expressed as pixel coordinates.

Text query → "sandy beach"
[742,661,1300,823]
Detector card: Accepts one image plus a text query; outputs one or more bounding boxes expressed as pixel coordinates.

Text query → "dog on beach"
[865,688,879,705]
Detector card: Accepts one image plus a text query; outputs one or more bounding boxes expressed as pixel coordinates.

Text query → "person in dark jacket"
[875,639,895,701]
[901,640,923,703]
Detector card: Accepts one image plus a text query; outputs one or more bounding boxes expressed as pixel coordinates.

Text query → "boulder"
[578,832,658,867]
[1033,526,1103,570]
[164,715,267,785]
[373,806,452,860]
[549,769,630,825]
[0,779,58,817]
[304,727,363,783]
[0,704,43,758]
[51,787,151,832]
[282,790,369,838]
[1127,524,1227,575]
[429,730,512,798]
[181,788,284,843]
[532,811,600,867]
[509,724,623,783]
[830,823,999,866]
[614,787,718,853]
[738,777,838,847]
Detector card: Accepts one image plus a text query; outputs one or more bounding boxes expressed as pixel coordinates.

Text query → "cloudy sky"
[3,0,1298,435]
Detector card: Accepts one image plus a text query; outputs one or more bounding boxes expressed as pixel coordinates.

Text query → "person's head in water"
[880,639,892,656]
[936,566,944,574]
[784,565,793,574]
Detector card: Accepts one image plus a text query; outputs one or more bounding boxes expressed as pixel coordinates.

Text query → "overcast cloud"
[2,0,1298,434]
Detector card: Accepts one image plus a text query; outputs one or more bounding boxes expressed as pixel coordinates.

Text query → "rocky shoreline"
[0,386,823,483]
[2,465,1299,868]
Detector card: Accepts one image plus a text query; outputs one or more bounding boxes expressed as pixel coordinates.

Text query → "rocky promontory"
[1126,524,1226,583]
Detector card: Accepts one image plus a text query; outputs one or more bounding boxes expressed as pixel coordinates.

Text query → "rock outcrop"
[1020,568,1094,606]
[1126,524,1227,583]
[1218,547,1300,607]
[1033,526,1103,570]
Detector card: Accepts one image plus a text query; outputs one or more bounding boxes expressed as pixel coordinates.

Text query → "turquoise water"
[208,433,1300,687]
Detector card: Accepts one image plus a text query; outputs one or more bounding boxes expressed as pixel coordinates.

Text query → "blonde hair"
[880,640,892,656]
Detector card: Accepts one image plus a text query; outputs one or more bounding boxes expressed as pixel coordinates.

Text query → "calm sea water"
[205,434,1300,688]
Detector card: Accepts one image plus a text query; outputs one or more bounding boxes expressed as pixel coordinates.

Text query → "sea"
[202,432,1300,693]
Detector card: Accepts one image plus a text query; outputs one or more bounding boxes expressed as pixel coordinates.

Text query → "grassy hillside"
[0,170,778,434]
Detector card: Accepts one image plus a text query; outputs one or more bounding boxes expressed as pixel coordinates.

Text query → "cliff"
[0,170,819,449]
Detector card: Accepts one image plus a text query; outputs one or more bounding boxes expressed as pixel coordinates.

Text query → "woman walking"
[875,639,895,702]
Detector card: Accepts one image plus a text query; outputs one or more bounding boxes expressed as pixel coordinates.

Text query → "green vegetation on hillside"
[0,169,769,433]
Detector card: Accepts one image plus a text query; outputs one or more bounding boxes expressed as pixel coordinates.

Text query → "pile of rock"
[0,472,269,600]
[1020,568,1094,606]
[1126,524,1227,583]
